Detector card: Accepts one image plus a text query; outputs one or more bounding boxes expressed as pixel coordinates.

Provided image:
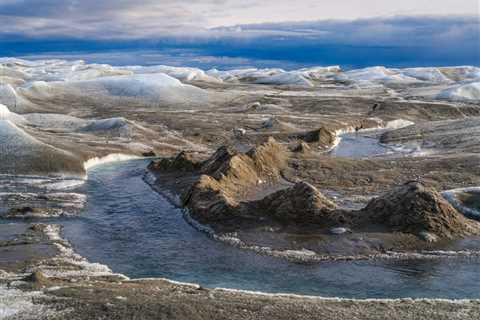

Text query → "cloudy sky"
[0,0,478,68]
[0,0,478,38]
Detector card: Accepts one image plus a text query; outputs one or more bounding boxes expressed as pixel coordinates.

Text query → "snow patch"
[437,82,480,101]
[341,66,419,84]
[385,119,415,130]
[0,103,25,123]
[20,73,209,106]
[399,68,451,83]
[23,113,87,131]
[83,153,141,171]
[78,117,129,133]
[442,187,480,218]
[254,72,314,87]
[125,65,221,83]
[0,286,58,319]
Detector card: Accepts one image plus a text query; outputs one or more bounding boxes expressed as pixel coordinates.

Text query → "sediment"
[149,139,480,252]
[2,222,480,320]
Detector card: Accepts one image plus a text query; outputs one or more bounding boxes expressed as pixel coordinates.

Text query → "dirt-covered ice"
[2,57,480,319]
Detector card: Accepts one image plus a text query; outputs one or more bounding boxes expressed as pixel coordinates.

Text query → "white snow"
[398,68,451,83]
[0,65,29,80]
[125,65,221,83]
[437,82,480,101]
[0,84,19,108]
[0,104,24,123]
[254,72,314,87]
[19,73,209,106]
[0,286,57,319]
[83,153,140,171]
[23,113,88,131]
[338,66,457,85]
[385,119,415,130]
[442,187,480,218]
[0,120,57,150]
[205,65,336,86]
[341,66,419,84]
[206,68,283,82]
[63,64,133,81]
[0,120,82,176]
[297,66,341,80]
[78,117,129,133]
[439,66,480,81]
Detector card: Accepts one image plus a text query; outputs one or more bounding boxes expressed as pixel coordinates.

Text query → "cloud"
[0,1,478,68]
[230,16,480,46]
[0,0,478,39]
[17,49,302,70]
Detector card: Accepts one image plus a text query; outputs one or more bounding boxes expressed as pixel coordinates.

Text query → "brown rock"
[184,138,289,222]
[361,181,480,238]
[291,142,311,153]
[299,127,336,146]
[142,150,156,157]
[25,270,50,289]
[254,182,343,226]
[149,151,201,172]
[182,175,238,222]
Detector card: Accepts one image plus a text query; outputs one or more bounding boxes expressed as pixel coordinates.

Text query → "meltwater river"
[55,159,480,299]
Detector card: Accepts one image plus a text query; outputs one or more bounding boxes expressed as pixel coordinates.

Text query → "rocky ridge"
[150,139,480,242]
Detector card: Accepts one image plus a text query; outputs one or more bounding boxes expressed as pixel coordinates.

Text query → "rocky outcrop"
[289,127,336,147]
[302,127,336,145]
[181,175,239,222]
[148,151,202,172]
[253,182,348,226]
[291,141,311,153]
[181,138,289,222]
[5,206,64,219]
[353,118,383,131]
[379,127,422,144]
[360,181,480,238]
[151,140,479,241]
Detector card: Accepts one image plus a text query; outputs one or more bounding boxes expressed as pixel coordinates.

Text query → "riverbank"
[2,58,480,319]
[2,222,480,320]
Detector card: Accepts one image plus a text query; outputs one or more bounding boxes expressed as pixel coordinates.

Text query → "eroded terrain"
[1,58,480,318]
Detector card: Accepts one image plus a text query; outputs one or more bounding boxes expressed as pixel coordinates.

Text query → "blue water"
[330,133,390,159]
[56,159,480,299]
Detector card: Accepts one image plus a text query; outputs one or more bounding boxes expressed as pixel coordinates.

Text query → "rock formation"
[252,181,347,226]
[181,138,289,222]
[360,181,480,238]
[149,151,202,172]
[151,141,480,241]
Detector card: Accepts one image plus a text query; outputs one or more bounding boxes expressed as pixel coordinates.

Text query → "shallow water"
[331,131,423,159]
[49,159,480,299]
[443,189,480,219]
[330,133,390,158]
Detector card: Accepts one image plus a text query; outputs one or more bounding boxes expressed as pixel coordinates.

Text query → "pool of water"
[51,159,480,299]
[331,131,423,159]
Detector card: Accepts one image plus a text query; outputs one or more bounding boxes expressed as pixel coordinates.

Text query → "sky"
[0,0,479,68]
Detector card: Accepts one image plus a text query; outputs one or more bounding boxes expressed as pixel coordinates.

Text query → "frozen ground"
[1,57,480,319]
